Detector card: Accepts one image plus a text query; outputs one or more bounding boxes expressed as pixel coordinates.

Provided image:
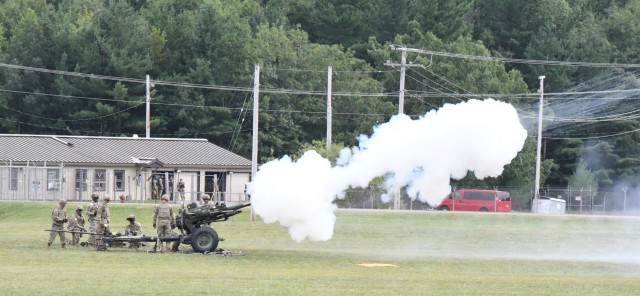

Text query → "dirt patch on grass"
[357,263,398,267]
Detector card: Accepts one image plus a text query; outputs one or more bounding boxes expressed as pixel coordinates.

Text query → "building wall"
[226,172,250,203]
[0,163,250,203]
[0,162,65,201]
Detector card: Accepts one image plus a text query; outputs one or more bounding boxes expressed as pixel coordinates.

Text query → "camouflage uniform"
[67,206,86,245]
[47,200,67,248]
[177,179,185,200]
[86,194,100,246]
[199,194,215,229]
[151,176,163,200]
[125,216,143,236]
[201,194,215,209]
[95,197,111,249]
[124,214,143,248]
[153,195,175,251]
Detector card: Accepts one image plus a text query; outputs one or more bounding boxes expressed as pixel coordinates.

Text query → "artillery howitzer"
[98,202,250,253]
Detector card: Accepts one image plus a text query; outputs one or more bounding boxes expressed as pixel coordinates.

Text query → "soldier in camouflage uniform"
[198,194,217,229]
[95,196,111,250]
[124,214,143,248]
[86,194,100,246]
[177,178,185,200]
[201,194,215,209]
[124,214,142,236]
[152,195,175,252]
[47,199,68,248]
[67,206,86,246]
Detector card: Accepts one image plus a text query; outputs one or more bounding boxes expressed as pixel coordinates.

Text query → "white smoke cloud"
[247,99,528,242]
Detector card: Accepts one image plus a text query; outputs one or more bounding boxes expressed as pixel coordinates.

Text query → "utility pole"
[326,66,332,149]
[533,75,545,214]
[251,64,260,182]
[250,64,260,221]
[384,46,419,114]
[145,75,152,138]
[384,46,424,210]
[398,48,406,114]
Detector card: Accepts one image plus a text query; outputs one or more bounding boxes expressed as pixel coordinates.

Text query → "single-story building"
[0,134,251,204]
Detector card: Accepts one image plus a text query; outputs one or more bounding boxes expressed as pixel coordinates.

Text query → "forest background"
[1,0,640,207]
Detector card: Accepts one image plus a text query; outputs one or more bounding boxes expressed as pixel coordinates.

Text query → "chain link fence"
[0,162,65,201]
[2,162,637,215]
[334,185,640,215]
[0,162,249,205]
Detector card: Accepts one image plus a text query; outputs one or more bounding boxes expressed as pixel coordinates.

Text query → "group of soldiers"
[150,175,186,201]
[46,193,143,249]
[47,192,216,252]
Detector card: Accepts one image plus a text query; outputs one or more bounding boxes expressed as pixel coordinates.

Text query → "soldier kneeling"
[124,214,144,248]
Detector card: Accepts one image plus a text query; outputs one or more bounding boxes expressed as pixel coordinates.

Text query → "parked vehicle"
[437,189,512,212]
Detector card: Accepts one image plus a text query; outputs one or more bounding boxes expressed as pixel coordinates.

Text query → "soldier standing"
[95,196,111,250]
[152,195,175,252]
[150,175,164,200]
[47,199,68,248]
[124,214,142,236]
[86,193,100,246]
[67,206,86,246]
[177,178,185,200]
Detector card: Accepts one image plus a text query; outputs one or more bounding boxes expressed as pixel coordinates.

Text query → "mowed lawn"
[1,201,640,295]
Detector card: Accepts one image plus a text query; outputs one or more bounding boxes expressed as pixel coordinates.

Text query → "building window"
[94,169,107,191]
[47,169,60,191]
[114,170,125,191]
[9,168,19,191]
[75,169,87,191]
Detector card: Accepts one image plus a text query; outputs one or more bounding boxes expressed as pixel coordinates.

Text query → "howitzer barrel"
[225,202,251,211]
[190,202,251,219]
[177,202,251,234]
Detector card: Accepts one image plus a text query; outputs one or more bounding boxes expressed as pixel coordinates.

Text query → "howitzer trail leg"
[147,239,159,253]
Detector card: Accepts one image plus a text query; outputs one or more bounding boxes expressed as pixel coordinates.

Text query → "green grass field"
[1,201,640,295]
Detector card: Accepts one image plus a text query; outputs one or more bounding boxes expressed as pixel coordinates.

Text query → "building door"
[204,172,227,203]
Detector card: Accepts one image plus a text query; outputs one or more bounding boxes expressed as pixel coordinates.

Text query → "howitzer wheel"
[191,227,219,253]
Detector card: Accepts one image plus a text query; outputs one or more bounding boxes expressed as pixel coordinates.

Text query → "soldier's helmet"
[59,199,67,204]
[127,214,135,221]
[91,193,99,201]
[76,205,82,211]
[161,194,169,201]
[202,194,211,201]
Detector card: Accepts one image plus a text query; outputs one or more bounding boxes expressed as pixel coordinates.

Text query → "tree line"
[1,0,639,196]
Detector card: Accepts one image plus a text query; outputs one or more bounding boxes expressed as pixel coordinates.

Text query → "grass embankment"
[1,202,640,295]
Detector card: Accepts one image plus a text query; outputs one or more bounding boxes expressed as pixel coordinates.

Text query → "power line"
[3,60,640,101]
[262,67,397,74]
[543,128,640,140]
[5,57,640,141]
[404,74,462,108]
[5,80,640,124]
[0,87,394,115]
[0,62,144,83]
[400,47,640,68]
[1,102,145,122]
[0,61,399,98]
[406,68,467,101]
[0,89,142,104]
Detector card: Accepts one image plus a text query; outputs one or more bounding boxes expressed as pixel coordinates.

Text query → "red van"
[437,189,512,212]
